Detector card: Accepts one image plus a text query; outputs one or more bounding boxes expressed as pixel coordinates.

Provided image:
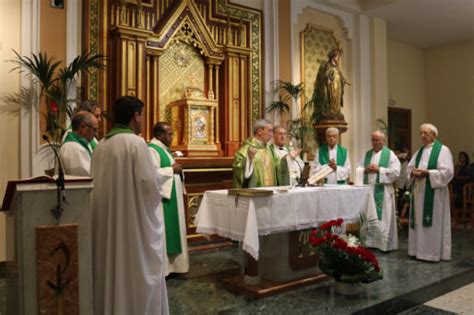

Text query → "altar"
[195,184,379,297]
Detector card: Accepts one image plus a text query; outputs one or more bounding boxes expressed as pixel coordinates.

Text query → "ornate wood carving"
[84,0,263,243]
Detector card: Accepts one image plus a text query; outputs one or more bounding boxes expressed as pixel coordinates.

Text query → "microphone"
[43,134,65,222]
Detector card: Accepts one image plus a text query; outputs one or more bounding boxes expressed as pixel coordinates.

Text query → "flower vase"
[334,281,362,296]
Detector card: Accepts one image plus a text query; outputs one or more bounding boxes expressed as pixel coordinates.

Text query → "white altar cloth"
[195,185,378,260]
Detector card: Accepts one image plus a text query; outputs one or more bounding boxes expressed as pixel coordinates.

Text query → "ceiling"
[313,0,474,48]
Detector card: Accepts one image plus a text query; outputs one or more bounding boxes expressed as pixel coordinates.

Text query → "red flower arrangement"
[309,218,383,284]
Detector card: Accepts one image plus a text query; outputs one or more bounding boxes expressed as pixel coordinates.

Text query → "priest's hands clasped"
[411,168,429,179]
[365,163,380,173]
[172,162,183,174]
[328,159,337,170]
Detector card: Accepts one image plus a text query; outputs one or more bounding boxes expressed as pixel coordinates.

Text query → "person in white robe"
[91,96,168,315]
[311,127,351,184]
[359,130,400,251]
[59,111,98,176]
[271,126,304,186]
[148,121,189,276]
[407,123,453,262]
[62,100,102,151]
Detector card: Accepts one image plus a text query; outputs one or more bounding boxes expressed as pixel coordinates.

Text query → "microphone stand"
[290,152,307,187]
[42,135,65,223]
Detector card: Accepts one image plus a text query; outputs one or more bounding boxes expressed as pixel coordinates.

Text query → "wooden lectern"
[1,176,93,315]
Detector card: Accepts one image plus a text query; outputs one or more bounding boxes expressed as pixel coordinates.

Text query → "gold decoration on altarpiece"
[169,87,219,156]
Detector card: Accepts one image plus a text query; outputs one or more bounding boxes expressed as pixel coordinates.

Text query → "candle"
[355,167,364,186]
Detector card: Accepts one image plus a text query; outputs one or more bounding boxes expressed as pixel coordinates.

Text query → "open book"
[307,165,334,185]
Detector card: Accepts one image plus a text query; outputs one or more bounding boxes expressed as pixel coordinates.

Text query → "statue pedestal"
[2,176,93,315]
[313,120,348,145]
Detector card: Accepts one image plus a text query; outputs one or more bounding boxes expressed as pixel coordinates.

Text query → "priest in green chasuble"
[59,111,98,176]
[359,130,400,252]
[149,122,189,276]
[271,126,304,186]
[407,123,453,262]
[310,127,351,184]
[233,119,277,188]
[91,96,168,314]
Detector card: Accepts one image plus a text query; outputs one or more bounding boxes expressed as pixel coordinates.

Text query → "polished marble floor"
[166,227,474,314]
[1,227,473,314]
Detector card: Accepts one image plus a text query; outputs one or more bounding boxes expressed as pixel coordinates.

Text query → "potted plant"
[9,50,106,144]
[267,80,316,158]
[309,218,383,294]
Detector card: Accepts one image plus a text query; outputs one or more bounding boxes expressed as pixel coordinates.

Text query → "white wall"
[424,40,474,160]
[387,40,426,152]
[0,0,21,261]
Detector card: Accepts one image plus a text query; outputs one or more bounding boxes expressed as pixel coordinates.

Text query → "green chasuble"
[410,140,443,229]
[232,137,277,188]
[270,144,291,186]
[148,143,182,255]
[364,146,391,220]
[63,132,93,157]
[318,144,348,184]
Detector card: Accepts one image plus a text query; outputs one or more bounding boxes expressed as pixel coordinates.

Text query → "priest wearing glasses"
[59,111,98,176]
[359,130,400,252]
[407,123,453,262]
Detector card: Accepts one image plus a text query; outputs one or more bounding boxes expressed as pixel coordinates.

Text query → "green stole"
[410,140,443,229]
[319,145,347,184]
[105,124,133,138]
[364,146,391,220]
[90,138,98,151]
[148,143,182,255]
[63,132,92,157]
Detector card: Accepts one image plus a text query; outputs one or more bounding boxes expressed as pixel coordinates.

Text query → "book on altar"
[307,165,333,185]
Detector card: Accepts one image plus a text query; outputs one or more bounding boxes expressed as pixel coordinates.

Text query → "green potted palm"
[9,50,106,144]
[267,80,315,158]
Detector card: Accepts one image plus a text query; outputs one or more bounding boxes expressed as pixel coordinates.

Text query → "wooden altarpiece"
[83,0,263,243]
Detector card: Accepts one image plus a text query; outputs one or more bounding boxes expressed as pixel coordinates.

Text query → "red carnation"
[50,100,58,113]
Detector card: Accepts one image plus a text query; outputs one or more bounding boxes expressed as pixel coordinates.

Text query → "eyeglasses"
[86,124,98,133]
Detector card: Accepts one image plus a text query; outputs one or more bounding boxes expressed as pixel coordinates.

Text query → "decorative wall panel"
[301,25,337,103]
[159,41,205,122]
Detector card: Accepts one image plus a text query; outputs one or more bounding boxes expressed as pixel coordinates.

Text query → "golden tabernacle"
[169,87,219,156]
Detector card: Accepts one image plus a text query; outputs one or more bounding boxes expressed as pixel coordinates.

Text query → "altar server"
[407,123,453,262]
[149,121,189,276]
[91,96,168,314]
[359,130,400,251]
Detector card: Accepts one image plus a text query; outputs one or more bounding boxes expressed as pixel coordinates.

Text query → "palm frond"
[266,101,290,113]
[59,52,106,83]
[10,50,60,92]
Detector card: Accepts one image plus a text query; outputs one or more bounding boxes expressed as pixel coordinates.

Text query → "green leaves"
[9,50,105,120]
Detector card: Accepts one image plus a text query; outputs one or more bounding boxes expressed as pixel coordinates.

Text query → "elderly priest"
[233,119,277,188]
[59,111,98,176]
[407,123,453,262]
[310,127,351,184]
[271,126,304,186]
[359,130,400,252]
[90,96,168,314]
[149,121,189,276]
